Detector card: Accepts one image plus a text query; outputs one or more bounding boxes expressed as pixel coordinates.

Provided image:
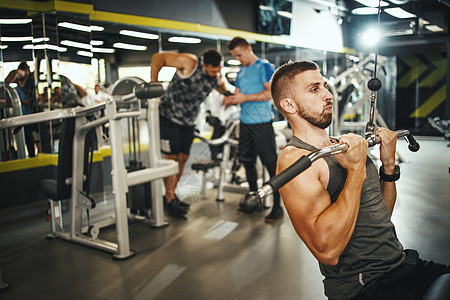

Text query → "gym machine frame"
[0,83,178,259]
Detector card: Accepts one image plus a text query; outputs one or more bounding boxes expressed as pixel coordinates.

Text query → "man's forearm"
[243,89,271,102]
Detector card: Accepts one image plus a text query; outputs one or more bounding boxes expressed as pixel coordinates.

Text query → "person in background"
[5,62,37,157]
[94,83,109,103]
[271,60,449,299]
[151,49,228,218]
[224,36,283,223]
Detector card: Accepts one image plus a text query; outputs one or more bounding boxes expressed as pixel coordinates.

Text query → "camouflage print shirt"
[159,58,218,126]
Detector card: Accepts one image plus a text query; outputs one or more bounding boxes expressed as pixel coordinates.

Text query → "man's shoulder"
[277,145,310,172]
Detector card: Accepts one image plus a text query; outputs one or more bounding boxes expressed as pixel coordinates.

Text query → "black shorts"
[159,115,195,155]
[239,121,277,165]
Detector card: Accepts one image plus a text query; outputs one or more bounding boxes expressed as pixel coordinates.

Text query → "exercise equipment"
[0,80,177,259]
[0,84,26,160]
[192,117,240,201]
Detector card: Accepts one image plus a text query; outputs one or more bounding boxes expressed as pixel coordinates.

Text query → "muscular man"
[151,49,227,218]
[271,60,449,299]
[224,37,283,222]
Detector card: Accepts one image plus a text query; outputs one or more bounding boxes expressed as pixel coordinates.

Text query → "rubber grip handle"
[267,156,312,191]
[406,134,420,152]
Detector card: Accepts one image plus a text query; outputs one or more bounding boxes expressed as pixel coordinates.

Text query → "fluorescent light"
[168,37,201,44]
[259,5,274,11]
[113,42,147,51]
[23,44,67,52]
[77,50,93,57]
[351,7,378,15]
[277,11,293,19]
[32,37,50,43]
[353,0,389,7]
[90,25,104,32]
[227,59,241,66]
[60,40,92,50]
[0,36,33,42]
[0,19,32,24]
[119,30,158,40]
[0,45,8,49]
[58,22,104,32]
[425,25,444,32]
[90,40,104,46]
[384,7,415,19]
[92,47,115,53]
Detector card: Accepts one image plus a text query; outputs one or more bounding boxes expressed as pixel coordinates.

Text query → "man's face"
[293,70,334,129]
[203,64,221,78]
[230,45,252,66]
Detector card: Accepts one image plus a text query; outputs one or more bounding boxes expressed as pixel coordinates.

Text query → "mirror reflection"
[1,5,355,162]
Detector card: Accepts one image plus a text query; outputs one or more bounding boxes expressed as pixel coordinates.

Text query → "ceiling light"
[23,44,67,52]
[0,19,32,24]
[90,40,104,46]
[353,0,389,7]
[384,7,415,19]
[32,37,50,43]
[119,30,158,40]
[168,37,201,44]
[259,5,274,11]
[77,50,93,57]
[425,25,444,32]
[92,47,115,53]
[351,7,379,15]
[0,36,33,42]
[361,27,380,47]
[0,45,8,49]
[60,40,92,50]
[227,59,241,66]
[58,22,104,32]
[90,25,104,31]
[277,11,293,19]
[113,42,147,51]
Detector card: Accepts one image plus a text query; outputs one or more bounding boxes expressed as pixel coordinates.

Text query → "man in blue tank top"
[151,49,228,218]
[224,37,283,223]
[270,60,449,299]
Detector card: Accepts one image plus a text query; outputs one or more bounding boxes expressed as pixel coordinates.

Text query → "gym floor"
[0,137,449,300]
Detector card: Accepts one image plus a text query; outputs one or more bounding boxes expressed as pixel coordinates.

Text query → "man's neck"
[245,54,259,67]
[291,120,331,149]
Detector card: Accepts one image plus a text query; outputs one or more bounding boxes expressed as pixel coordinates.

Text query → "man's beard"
[298,103,333,129]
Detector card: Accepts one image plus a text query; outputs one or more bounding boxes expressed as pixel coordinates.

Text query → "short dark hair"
[271,60,320,117]
[227,37,249,51]
[202,49,223,67]
[18,61,30,72]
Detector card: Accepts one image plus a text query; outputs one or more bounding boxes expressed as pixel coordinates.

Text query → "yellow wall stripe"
[419,53,446,88]
[409,84,446,118]
[398,56,428,88]
[0,146,111,173]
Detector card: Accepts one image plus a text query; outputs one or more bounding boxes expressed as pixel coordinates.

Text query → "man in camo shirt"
[151,49,228,218]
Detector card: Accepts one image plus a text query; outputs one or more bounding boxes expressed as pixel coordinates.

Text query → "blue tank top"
[287,136,406,300]
[235,59,275,124]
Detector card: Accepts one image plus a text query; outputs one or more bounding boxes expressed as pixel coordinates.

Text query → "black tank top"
[286,136,405,300]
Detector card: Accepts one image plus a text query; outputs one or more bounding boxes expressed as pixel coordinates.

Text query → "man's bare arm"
[150,52,197,82]
[278,135,367,265]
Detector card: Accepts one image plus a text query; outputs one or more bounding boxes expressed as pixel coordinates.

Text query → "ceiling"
[0,0,449,67]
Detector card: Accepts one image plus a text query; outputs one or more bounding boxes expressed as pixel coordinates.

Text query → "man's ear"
[280,98,297,114]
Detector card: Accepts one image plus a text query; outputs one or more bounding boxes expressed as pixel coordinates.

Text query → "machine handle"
[256,129,418,200]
